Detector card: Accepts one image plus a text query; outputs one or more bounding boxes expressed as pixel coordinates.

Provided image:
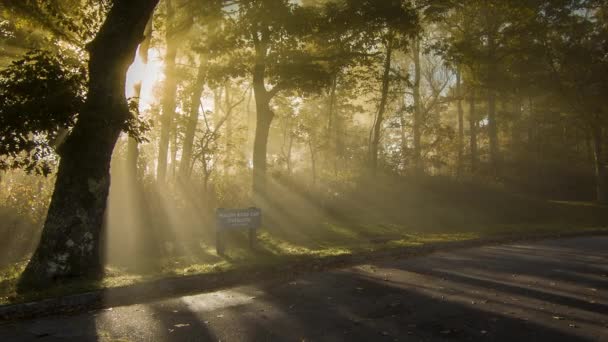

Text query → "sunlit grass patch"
[386,232,482,248]
[0,261,27,304]
[0,197,607,306]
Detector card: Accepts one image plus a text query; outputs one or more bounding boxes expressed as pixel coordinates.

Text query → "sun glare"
[125,48,164,111]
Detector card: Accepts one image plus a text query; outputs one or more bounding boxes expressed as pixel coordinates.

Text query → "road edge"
[1,229,606,322]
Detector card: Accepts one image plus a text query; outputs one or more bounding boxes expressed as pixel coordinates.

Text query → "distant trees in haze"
[0,0,607,287]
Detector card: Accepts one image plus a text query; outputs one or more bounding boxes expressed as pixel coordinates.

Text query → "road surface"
[1,236,607,341]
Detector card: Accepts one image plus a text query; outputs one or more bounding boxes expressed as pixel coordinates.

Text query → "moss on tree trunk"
[19,0,159,290]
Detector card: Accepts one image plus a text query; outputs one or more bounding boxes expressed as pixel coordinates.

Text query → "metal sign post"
[215,207,262,255]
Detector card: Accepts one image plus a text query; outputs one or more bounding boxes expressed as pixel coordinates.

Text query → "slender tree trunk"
[157,0,178,182]
[487,38,500,176]
[224,82,233,174]
[179,61,206,180]
[252,67,274,198]
[487,88,499,175]
[412,37,423,175]
[127,85,142,179]
[369,36,393,174]
[309,139,317,187]
[127,19,153,180]
[326,74,338,177]
[591,125,607,203]
[469,89,478,174]
[251,31,276,198]
[19,0,159,289]
[585,131,594,165]
[400,107,408,173]
[456,68,464,177]
[170,119,179,179]
[286,134,294,174]
[511,95,523,150]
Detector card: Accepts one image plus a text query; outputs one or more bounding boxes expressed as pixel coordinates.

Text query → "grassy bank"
[1,176,607,306]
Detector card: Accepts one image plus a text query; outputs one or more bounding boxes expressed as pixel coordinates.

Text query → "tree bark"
[179,60,206,180]
[224,82,233,174]
[327,74,338,177]
[456,68,464,177]
[487,87,499,175]
[170,117,179,179]
[309,138,317,187]
[19,0,159,289]
[591,125,607,203]
[369,36,393,174]
[412,37,423,175]
[252,81,273,198]
[400,107,408,173]
[469,89,478,174]
[157,0,178,182]
[286,133,294,174]
[487,37,500,177]
[251,30,276,198]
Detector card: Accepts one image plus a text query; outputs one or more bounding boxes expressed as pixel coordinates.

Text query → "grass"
[1,176,607,306]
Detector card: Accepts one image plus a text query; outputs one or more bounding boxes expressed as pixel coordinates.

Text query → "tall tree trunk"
[309,138,317,187]
[224,82,233,174]
[179,60,206,180]
[591,125,607,203]
[511,95,523,150]
[487,88,499,175]
[252,56,274,197]
[400,107,408,173]
[412,37,423,175]
[456,68,464,177]
[369,36,393,174]
[157,0,178,182]
[127,18,153,181]
[170,118,179,179]
[326,74,338,177]
[469,89,478,174]
[251,31,276,198]
[487,38,500,176]
[19,0,159,289]
[286,133,294,174]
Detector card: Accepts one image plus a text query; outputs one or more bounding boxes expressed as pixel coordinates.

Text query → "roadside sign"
[215,207,261,255]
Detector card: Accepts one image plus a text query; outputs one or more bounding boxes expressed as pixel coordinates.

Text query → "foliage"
[0,47,152,175]
[0,49,85,175]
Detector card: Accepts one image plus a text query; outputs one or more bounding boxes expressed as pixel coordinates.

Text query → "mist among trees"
[0,0,607,291]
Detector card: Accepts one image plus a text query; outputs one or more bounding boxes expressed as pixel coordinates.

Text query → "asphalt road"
[1,236,607,341]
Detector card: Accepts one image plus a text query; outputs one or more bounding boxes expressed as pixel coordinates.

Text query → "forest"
[0,0,607,299]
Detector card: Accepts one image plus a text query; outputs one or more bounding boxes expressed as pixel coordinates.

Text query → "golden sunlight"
[125,48,164,111]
